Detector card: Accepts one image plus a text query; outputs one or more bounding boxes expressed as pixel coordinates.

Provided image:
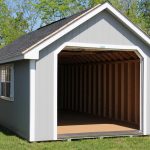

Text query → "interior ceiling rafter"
[58,49,140,64]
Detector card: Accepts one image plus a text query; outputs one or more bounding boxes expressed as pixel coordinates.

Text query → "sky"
[4,0,90,31]
[6,0,41,31]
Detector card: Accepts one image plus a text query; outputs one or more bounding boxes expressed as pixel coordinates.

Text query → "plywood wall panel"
[67,65,71,109]
[64,65,67,109]
[83,65,87,113]
[60,65,64,109]
[137,62,140,125]
[131,62,135,123]
[114,63,119,120]
[127,62,132,122]
[109,64,113,119]
[88,64,92,114]
[124,63,128,122]
[71,65,75,111]
[121,63,125,121]
[106,64,109,118]
[93,64,97,115]
[118,64,121,120]
[111,64,115,119]
[79,65,83,112]
[135,61,140,125]
[103,64,107,118]
[98,64,102,116]
[58,59,140,128]
[75,65,79,111]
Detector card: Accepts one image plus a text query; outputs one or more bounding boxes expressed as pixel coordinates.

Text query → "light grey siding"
[34,10,150,141]
[35,53,56,141]
[0,60,30,140]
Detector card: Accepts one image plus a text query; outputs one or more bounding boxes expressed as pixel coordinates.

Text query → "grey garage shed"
[0,2,150,142]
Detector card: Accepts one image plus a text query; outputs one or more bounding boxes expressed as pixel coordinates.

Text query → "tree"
[139,0,150,35]
[33,0,87,26]
[11,0,39,32]
[34,0,140,27]
[88,0,109,7]
[88,0,149,35]
[0,0,28,48]
[31,0,150,36]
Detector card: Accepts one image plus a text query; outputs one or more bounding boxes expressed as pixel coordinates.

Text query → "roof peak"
[36,2,109,32]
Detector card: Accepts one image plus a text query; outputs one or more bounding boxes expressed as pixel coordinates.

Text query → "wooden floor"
[58,110,140,139]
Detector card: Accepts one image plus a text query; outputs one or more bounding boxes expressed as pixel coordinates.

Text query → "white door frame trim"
[53,42,146,140]
[29,60,36,142]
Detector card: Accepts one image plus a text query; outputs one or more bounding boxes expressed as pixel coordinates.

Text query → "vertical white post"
[140,59,143,132]
[53,53,58,140]
[29,60,36,141]
[135,50,146,134]
[143,57,148,135]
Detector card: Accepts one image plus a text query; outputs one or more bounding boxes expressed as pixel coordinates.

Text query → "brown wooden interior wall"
[58,60,140,127]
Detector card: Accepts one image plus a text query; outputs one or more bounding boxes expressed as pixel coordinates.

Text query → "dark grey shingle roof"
[0,8,90,61]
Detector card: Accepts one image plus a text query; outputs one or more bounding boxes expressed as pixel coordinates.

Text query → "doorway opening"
[57,48,141,139]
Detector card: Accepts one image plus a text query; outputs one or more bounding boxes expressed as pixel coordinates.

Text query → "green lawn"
[0,127,150,150]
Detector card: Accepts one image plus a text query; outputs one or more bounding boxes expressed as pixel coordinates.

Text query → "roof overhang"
[0,55,24,64]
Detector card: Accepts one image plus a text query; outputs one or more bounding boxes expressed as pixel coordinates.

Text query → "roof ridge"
[37,8,92,31]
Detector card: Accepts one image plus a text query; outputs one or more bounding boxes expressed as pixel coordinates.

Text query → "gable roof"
[0,2,150,63]
[0,8,90,61]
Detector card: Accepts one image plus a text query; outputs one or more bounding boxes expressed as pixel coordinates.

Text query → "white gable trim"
[106,4,150,45]
[23,2,150,59]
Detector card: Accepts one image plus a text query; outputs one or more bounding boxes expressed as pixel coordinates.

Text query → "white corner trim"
[143,57,148,135]
[53,53,58,140]
[29,60,36,142]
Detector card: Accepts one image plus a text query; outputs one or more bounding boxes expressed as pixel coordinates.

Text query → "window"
[0,64,14,101]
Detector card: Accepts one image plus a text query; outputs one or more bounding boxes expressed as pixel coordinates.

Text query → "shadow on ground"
[0,125,15,136]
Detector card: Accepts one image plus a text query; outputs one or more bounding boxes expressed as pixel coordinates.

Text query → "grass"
[0,127,150,150]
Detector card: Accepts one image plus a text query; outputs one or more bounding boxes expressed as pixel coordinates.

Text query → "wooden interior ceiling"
[58,50,140,64]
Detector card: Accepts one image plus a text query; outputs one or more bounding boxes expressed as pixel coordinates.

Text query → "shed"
[0,2,149,142]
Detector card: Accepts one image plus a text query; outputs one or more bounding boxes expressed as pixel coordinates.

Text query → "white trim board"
[24,42,145,60]
[29,60,36,142]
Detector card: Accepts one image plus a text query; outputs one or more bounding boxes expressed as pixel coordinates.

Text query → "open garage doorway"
[57,48,141,139]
